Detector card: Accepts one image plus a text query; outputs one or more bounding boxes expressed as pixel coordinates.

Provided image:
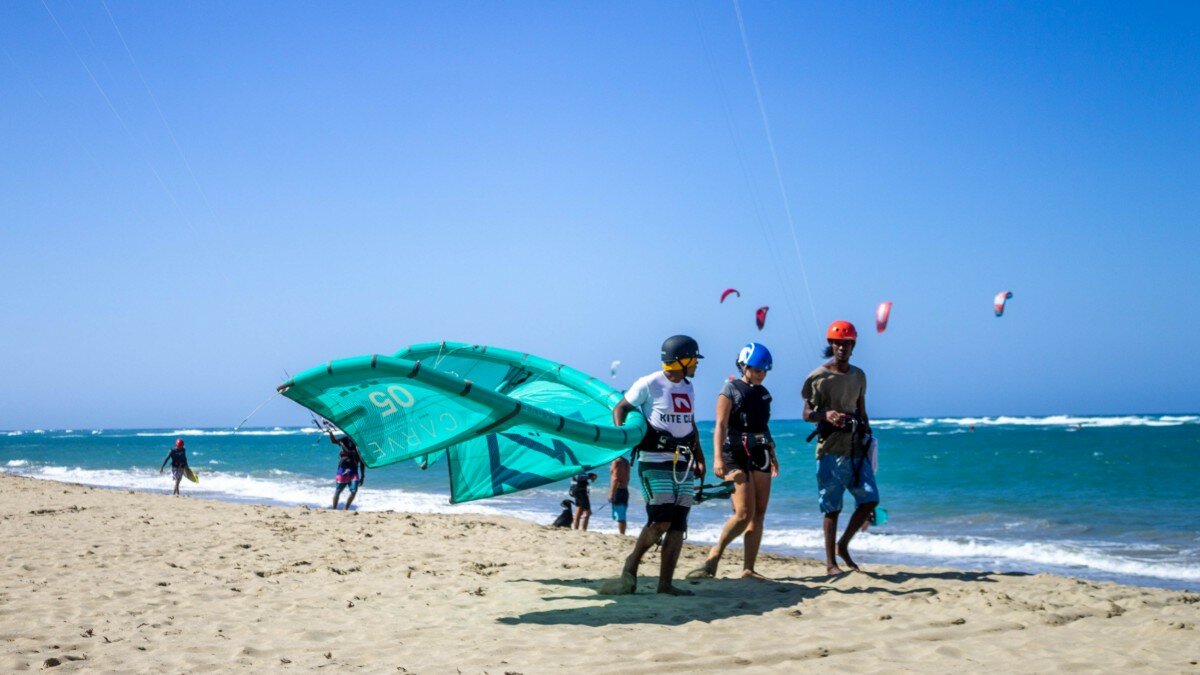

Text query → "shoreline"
[6,468,1196,592]
[2,473,1198,671]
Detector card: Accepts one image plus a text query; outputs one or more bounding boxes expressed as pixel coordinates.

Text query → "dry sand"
[1,473,1197,673]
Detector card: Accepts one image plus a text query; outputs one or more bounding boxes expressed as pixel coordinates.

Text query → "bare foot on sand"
[598,572,636,595]
[685,557,718,580]
[837,542,861,572]
[740,569,769,581]
[657,585,694,596]
[826,565,845,575]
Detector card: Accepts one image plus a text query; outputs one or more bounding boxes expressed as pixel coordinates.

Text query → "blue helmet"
[736,342,773,371]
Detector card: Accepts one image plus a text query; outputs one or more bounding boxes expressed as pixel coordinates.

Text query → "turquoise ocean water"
[3,415,1197,590]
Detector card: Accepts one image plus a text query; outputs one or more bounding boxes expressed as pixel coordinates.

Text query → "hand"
[713,461,726,479]
[825,410,847,427]
[693,460,706,481]
[769,456,780,478]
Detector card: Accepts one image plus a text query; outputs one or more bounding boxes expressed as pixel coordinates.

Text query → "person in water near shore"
[689,342,778,580]
[159,438,190,496]
[609,455,631,534]
[330,430,366,510]
[552,499,574,528]
[602,335,707,596]
[570,473,597,530]
[802,320,877,575]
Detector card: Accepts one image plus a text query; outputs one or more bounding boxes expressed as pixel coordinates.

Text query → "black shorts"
[721,437,772,474]
[574,493,591,511]
[646,503,690,532]
[612,487,629,506]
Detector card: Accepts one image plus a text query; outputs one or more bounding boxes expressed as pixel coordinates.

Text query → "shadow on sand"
[497,568,1024,626]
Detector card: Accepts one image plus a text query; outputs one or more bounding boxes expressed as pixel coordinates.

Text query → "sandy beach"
[1,474,1196,673]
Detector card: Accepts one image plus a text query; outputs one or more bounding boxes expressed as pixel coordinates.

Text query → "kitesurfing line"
[38,0,233,287]
[732,0,822,336]
[690,3,817,356]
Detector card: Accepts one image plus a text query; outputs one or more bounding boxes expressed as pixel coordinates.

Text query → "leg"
[692,471,752,577]
[742,471,773,577]
[580,509,591,531]
[837,502,877,571]
[173,475,182,496]
[617,519,627,535]
[823,511,843,574]
[598,520,671,594]
[572,507,583,529]
[344,483,358,510]
[657,529,692,595]
[332,483,346,510]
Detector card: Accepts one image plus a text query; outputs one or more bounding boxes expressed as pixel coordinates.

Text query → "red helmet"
[175,439,185,448]
[826,320,858,341]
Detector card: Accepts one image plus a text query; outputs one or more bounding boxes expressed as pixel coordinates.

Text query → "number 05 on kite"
[277,342,647,504]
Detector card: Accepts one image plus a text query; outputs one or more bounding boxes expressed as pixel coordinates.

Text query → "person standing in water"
[159,438,189,496]
[802,320,877,575]
[690,343,778,580]
[602,335,707,596]
[330,429,366,510]
[609,455,631,535]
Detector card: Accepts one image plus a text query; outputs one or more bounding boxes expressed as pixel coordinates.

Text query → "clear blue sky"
[2,1,1197,428]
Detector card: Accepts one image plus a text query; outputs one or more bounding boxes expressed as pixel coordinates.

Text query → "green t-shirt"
[801,363,867,458]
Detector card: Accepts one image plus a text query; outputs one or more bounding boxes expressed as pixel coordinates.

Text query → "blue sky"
[1,1,1197,428]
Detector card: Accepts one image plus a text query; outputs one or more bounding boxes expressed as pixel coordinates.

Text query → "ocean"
[3,415,1198,590]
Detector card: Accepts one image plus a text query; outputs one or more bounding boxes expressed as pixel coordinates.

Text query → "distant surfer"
[552,499,575,528]
[570,473,597,530]
[329,429,366,510]
[609,455,631,534]
[689,343,777,580]
[159,438,190,496]
[602,335,707,596]
[803,321,878,575]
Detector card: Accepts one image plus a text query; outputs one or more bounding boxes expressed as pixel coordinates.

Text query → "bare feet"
[685,557,719,580]
[825,565,845,575]
[657,585,694,596]
[836,541,861,572]
[740,569,769,581]
[598,572,637,595]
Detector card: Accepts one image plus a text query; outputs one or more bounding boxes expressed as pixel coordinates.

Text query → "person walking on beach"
[159,438,190,496]
[330,429,366,510]
[609,455,631,534]
[570,472,597,530]
[689,343,778,580]
[803,320,877,575]
[602,335,707,596]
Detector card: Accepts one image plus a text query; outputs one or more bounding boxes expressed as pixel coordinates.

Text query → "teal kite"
[277,342,646,503]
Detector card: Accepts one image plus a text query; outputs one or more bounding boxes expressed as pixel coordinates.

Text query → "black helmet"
[661,335,703,363]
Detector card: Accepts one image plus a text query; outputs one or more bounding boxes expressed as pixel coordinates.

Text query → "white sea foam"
[5,460,29,467]
[867,415,1199,429]
[5,431,23,437]
[1,465,545,524]
[684,525,1200,583]
[134,428,312,438]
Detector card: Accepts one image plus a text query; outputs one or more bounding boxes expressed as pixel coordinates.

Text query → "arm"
[857,393,870,435]
[802,399,848,427]
[613,398,635,427]
[712,394,732,478]
[160,454,169,472]
[608,462,617,501]
[691,420,705,480]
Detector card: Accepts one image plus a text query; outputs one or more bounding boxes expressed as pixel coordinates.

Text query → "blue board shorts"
[816,454,879,513]
[334,479,361,495]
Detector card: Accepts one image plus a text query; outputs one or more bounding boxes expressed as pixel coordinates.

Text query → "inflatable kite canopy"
[277,342,647,503]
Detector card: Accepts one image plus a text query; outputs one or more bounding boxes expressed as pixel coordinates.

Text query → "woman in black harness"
[688,343,778,580]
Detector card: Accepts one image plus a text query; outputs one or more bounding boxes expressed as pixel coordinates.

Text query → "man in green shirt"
[802,320,877,575]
